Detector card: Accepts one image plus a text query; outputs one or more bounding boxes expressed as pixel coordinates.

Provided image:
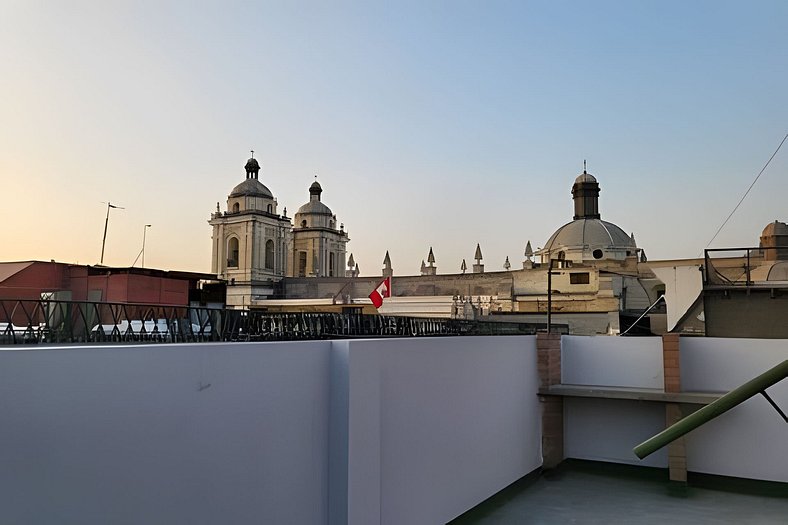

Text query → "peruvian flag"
[369,276,391,309]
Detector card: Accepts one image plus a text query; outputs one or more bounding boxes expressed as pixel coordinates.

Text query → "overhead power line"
[705,133,788,249]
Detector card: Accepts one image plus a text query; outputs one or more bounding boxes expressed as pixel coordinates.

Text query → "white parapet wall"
[681,337,788,483]
[561,335,788,481]
[561,336,669,468]
[0,341,334,524]
[0,336,542,525]
[336,336,542,525]
[562,335,664,388]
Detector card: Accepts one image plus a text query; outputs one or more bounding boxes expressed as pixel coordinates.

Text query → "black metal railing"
[0,298,540,345]
[704,246,785,286]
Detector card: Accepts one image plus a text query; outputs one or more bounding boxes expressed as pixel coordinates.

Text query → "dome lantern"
[245,151,260,180]
[572,161,600,220]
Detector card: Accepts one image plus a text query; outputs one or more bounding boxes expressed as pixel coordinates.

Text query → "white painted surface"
[562,335,788,482]
[0,336,542,525]
[681,337,788,482]
[345,336,542,525]
[562,335,663,388]
[0,342,332,525]
[564,398,668,468]
[650,264,703,331]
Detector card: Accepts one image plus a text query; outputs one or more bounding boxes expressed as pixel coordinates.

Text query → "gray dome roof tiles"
[297,200,333,215]
[544,218,636,251]
[229,178,274,199]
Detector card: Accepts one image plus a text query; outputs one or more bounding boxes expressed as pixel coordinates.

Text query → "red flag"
[369,276,391,309]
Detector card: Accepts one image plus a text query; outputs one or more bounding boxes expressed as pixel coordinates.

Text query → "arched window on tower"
[267,204,272,213]
[227,237,239,268]
[232,202,240,213]
[265,240,275,270]
[329,253,335,277]
[301,219,307,228]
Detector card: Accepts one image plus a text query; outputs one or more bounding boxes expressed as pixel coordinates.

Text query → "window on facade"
[265,240,275,270]
[570,273,590,285]
[301,219,307,228]
[329,253,335,277]
[593,249,604,259]
[227,237,239,268]
[267,204,272,213]
[298,251,307,277]
[232,202,240,213]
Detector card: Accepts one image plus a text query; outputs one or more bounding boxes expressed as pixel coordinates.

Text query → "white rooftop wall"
[562,335,788,481]
[681,337,788,483]
[0,342,333,524]
[0,336,542,525]
[342,336,541,525]
[562,335,663,388]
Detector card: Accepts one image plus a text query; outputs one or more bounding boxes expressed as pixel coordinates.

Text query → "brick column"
[537,333,563,469]
[662,333,687,482]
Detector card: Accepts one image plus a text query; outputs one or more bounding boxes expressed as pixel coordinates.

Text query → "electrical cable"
[705,133,788,249]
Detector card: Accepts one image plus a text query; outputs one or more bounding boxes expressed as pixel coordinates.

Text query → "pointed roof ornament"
[347,253,355,268]
[461,259,467,273]
[474,243,483,262]
[504,256,511,270]
[583,159,587,174]
[355,264,360,275]
[630,232,636,243]
[524,240,534,258]
[421,260,426,272]
[427,247,435,265]
[383,251,392,267]
[640,250,647,263]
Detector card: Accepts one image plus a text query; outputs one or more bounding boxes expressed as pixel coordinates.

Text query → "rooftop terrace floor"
[451,461,788,525]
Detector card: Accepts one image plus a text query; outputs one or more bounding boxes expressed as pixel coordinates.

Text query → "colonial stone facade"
[210,160,667,334]
[209,156,349,307]
[208,157,292,307]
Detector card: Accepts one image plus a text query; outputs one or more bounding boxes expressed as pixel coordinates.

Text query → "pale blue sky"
[1,1,786,274]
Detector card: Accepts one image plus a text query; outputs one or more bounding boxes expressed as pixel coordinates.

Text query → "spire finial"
[583,159,587,173]
[251,149,254,159]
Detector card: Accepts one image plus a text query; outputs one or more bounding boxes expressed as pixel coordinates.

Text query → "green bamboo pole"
[634,360,788,459]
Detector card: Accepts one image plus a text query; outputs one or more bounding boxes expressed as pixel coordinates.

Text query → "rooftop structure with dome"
[539,165,639,265]
[206,159,662,335]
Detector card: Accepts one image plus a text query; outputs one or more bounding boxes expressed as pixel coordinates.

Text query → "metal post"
[100,203,111,265]
[142,224,151,268]
[547,259,553,333]
[100,202,124,265]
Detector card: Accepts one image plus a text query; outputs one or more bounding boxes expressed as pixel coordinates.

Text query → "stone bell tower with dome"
[288,179,348,277]
[209,153,292,307]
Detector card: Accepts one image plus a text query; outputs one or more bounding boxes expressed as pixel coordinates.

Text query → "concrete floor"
[450,461,788,525]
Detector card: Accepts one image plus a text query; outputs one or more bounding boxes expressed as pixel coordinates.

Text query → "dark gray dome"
[245,157,260,172]
[229,178,273,199]
[297,200,332,215]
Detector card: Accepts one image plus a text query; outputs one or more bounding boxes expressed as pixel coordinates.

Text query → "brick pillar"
[663,333,681,393]
[662,333,687,482]
[537,333,563,468]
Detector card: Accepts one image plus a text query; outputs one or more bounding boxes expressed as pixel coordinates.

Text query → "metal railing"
[0,298,540,345]
[703,246,785,286]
